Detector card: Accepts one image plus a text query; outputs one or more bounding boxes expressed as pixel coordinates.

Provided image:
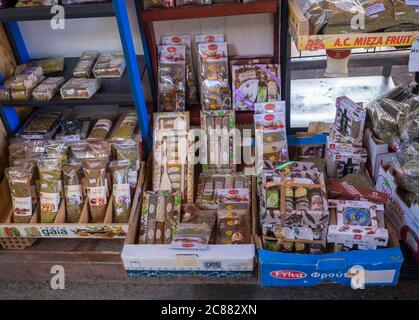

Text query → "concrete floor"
[1,279,418,300]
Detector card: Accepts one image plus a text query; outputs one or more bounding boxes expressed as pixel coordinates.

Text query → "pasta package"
[198,42,231,110]
[232,64,281,111]
[157,45,186,112]
[161,35,198,105]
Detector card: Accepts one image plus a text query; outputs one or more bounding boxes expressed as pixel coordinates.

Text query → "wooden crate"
[289,0,419,51]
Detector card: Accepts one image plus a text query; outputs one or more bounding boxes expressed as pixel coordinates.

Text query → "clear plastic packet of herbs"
[176,0,211,6]
[392,0,419,25]
[69,140,112,162]
[157,45,186,112]
[32,77,65,101]
[198,42,231,110]
[45,141,68,163]
[171,205,217,250]
[60,78,101,99]
[114,140,141,192]
[73,51,99,78]
[111,112,138,140]
[88,118,113,140]
[63,163,84,223]
[35,57,64,75]
[161,35,198,105]
[82,159,109,223]
[93,52,126,78]
[110,160,132,223]
[143,0,174,9]
[5,165,35,223]
[38,158,62,223]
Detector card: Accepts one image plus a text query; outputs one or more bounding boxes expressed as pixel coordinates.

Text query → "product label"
[195,33,224,44]
[61,134,81,142]
[409,37,419,73]
[113,183,131,205]
[12,196,32,216]
[87,186,107,206]
[40,192,60,213]
[406,0,419,6]
[365,3,385,16]
[128,170,138,189]
[158,45,186,64]
[198,42,228,62]
[238,69,257,83]
[65,185,83,205]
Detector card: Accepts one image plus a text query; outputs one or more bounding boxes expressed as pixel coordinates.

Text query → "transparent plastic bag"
[176,0,211,7]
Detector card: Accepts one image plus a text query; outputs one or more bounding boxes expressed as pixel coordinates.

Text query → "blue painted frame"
[113,0,151,148]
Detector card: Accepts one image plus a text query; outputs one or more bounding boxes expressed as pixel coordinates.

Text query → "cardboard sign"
[408,37,419,73]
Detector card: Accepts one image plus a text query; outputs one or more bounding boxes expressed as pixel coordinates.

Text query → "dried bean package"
[5,165,35,223]
[143,0,174,9]
[60,78,101,99]
[161,35,198,105]
[83,159,109,223]
[232,64,281,111]
[198,42,231,110]
[38,158,62,223]
[63,163,84,223]
[158,45,186,112]
[110,160,132,223]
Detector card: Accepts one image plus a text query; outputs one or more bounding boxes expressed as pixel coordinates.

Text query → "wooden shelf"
[141,0,278,22]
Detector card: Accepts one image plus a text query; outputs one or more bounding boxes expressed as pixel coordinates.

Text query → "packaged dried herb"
[69,141,111,161]
[83,159,108,223]
[392,0,419,25]
[55,118,91,142]
[176,0,211,5]
[73,51,99,78]
[161,35,198,105]
[93,52,126,78]
[45,142,68,162]
[35,57,64,74]
[63,163,84,223]
[60,78,101,99]
[157,45,186,112]
[38,158,62,223]
[10,66,43,91]
[5,165,35,223]
[114,140,141,191]
[198,42,231,110]
[22,112,61,138]
[88,118,113,140]
[32,77,65,101]
[111,113,138,140]
[110,160,132,223]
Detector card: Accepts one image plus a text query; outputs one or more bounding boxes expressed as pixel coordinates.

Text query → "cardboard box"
[376,165,419,261]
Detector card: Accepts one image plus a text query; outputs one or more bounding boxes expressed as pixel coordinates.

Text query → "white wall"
[18,1,274,59]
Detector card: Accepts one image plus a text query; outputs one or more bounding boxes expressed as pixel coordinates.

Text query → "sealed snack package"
[73,51,99,78]
[93,52,126,78]
[392,0,419,25]
[83,159,109,223]
[171,205,216,250]
[35,57,64,74]
[32,77,65,101]
[60,78,101,99]
[111,113,138,140]
[143,0,174,9]
[232,64,281,111]
[88,118,113,140]
[63,163,84,223]
[114,140,141,192]
[176,0,211,7]
[20,112,62,140]
[198,42,231,110]
[10,66,43,91]
[157,45,186,112]
[5,165,35,223]
[161,35,198,105]
[110,160,132,223]
[38,158,62,223]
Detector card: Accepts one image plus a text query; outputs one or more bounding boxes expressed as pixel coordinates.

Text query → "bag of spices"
[73,51,99,78]
[63,163,84,223]
[35,57,64,74]
[5,165,35,223]
[69,140,111,161]
[83,159,109,223]
[38,158,62,223]
[45,142,68,162]
[111,112,138,140]
[110,160,132,223]
[157,45,186,112]
[114,140,141,192]
[392,0,419,25]
[88,118,113,140]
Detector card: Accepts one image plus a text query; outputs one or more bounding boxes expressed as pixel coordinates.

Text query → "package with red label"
[197,42,231,110]
[327,199,389,249]
[161,35,198,105]
[232,64,281,111]
[254,109,288,169]
[157,45,186,112]
[217,189,251,245]
[331,96,366,146]
[329,180,387,204]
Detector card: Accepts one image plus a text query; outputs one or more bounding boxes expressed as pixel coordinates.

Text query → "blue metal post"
[113,0,151,148]
[4,21,30,64]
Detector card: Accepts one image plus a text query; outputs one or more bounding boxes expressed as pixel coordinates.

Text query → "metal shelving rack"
[0,1,151,146]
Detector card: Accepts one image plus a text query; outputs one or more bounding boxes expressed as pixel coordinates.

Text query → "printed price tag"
[408,37,419,72]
